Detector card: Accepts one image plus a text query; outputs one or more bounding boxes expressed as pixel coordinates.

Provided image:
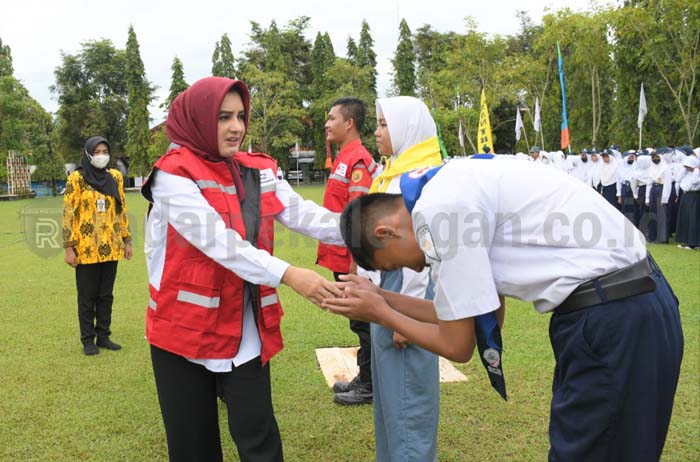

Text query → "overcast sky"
[2,0,601,123]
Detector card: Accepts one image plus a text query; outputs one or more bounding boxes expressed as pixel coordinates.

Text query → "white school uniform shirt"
[616,156,638,199]
[589,159,602,188]
[599,157,618,187]
[146,170,343,372]
[679,156,700,191]
[644,159,672,205]
[411,159,647,319]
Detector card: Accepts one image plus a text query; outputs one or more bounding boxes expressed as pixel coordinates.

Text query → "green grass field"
[1,187,698,461]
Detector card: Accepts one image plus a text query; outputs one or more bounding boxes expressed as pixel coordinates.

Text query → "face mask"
[581,157,588,163]
[652,158,661,165]
[627,159,634,165]
[89,154,110,169]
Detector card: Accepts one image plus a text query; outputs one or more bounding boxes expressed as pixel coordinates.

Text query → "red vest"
[317,141,376,273]
[143,147,285,364]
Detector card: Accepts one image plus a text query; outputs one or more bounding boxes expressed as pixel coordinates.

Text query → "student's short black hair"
[340,193,404,271]
[331,97,366,132]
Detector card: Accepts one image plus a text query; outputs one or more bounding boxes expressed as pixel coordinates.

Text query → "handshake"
[281,268,383,323]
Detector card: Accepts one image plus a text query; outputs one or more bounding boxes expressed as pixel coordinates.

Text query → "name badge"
[97,198,106,213]
[334,162,348,177]
[259,168,276,184]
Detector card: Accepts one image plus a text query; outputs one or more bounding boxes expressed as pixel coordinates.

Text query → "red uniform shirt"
[317,139,376,273]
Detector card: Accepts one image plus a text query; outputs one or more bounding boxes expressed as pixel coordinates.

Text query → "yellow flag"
[477,88,495,154]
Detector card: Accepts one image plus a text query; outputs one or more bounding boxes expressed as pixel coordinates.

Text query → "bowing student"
[325,158,683,462]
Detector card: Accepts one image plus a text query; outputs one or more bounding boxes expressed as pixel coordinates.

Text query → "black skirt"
[676,190,700,247]
[620,183,639,227]
[601,183,619,210]
[647,183,668,243]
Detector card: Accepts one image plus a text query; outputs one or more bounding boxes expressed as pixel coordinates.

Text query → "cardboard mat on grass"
[315,346,467,387]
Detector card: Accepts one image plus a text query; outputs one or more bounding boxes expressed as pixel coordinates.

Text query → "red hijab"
[166,77,250,198]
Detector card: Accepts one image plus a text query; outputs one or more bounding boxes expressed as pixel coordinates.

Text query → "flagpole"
[295,140,299,188]
[637,83,647,150]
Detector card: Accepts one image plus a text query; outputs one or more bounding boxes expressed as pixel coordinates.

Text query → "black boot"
[96,337,122,350]
[83,342,99,356]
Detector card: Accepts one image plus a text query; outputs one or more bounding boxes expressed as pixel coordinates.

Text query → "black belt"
[554,257,656,315]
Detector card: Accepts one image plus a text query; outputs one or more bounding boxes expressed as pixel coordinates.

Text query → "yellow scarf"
[370,136,443,193]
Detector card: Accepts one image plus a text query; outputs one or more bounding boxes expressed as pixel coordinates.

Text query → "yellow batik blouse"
[62,169,131,264]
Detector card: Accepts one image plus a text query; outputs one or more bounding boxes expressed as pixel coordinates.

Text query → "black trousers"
[150,346,283,462]
[75,261,118,344]
[334,272,372,385]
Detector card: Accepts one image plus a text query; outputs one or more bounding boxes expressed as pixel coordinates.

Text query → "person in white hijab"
[676,155,700,249]
[633,152,654,234]
[514,152,530,161]
[367,96,441,462]
[570,150,591,183]
[589,148,602,191]
[664,148,685,236]
[599,149,620,209]
[539,150,553,166]
[552,150,569,173]
[617,150,639,226]
[644,150,672,243]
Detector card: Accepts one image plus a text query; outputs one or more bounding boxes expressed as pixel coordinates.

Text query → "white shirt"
[146,170,343,371]
[411,159,647,319]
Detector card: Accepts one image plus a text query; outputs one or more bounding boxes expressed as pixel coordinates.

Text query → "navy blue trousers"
[548,258,683,462]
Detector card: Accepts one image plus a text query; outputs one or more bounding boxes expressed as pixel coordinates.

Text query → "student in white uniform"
[326,159,683,462]
[617,150,639,226]
[675,155,700,249]
[645,150,673,243]
[599,149,619,209]
[589,148,602,191]
[365,96,442,462]
[633,152,654,235]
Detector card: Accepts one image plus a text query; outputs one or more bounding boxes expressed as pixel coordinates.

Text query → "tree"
[413,25,451,99]
[29,106,64,195]
[0,49,58,186]
[162,56,189,110]
[611,0,700,145]
[240,17,313,155]
[52,39,128,162]
[212,33,236,78]
[125,26,152,176]
[392,19,416,96]
[357,20,377,95]
[309,32,337,162]
[0,36,12,77]
[346,37,358,65]
[240,64,305,163]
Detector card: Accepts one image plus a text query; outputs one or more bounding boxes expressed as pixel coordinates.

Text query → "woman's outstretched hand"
[282,266,343,307]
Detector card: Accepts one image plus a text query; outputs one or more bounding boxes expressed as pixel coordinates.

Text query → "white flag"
[515,107,524,142]
[637,83,647,129]
[534,97,541,132]
[294,141,299,157]
[458,119,465,149]
[248,142,252,153]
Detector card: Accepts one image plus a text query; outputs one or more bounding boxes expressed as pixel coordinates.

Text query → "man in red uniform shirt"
[317,97,377,405]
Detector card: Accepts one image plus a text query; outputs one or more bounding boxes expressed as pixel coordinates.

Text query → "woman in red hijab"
[142,77,344,462]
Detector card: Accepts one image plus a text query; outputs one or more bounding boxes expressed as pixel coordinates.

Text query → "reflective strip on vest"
[368,160,378,174]
[177,290,221,308]
[195,180,237,195]
[261,182,277,194]
[148,299,157,311]
[261,294,279,307]
[329,173,350,183]
[348,186,370,194]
